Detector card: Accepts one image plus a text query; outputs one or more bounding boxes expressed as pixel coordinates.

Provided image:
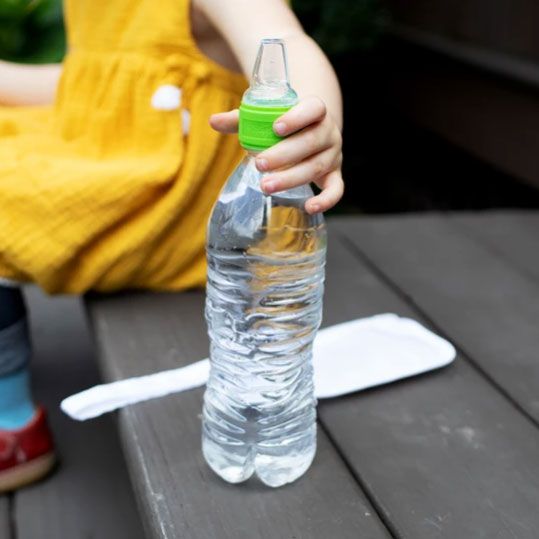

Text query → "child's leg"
[0,285,35,430]
[0,285,55,492]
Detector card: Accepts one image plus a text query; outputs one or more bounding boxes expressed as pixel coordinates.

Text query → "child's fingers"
[260,148,339,194]
[306,170,345,214]
[209,109,239,134]
[256,123,336,172]
[273,96,327,136]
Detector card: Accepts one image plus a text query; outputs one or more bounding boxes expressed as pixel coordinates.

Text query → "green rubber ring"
[239,103,292,152]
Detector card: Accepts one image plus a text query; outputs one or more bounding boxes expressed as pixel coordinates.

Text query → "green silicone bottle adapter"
[239,38,298,152]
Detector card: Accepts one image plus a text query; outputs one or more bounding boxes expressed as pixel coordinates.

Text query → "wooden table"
[85,210,539,539]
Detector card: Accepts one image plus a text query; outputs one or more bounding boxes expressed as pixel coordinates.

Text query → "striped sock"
[0,367,35,430]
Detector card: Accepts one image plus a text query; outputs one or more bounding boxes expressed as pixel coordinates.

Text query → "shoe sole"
[0,453,56,493]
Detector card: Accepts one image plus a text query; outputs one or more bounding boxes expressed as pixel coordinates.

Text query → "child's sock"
[0,286,34,430]
[0,367,35,430]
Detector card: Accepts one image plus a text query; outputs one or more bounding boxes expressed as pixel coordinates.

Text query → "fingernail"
[274,122,287,135]
[262,179,277,193]
[310,203,320,213]
[256,158,269,171]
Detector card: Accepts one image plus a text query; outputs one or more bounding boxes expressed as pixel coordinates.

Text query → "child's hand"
[210,96,344,214]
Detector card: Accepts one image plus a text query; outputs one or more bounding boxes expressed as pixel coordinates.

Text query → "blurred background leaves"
[0,0,65,62]
[293,0,389,55]
[0,0,389,63]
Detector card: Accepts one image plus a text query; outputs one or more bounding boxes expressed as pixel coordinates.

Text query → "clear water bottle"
[202,38,326,488]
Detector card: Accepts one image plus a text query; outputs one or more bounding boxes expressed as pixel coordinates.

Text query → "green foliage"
[0,0,65,63]
[293,0,390,55]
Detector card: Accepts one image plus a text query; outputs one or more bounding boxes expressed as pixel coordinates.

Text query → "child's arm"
[0,61,62,106]
[202,0,344,213]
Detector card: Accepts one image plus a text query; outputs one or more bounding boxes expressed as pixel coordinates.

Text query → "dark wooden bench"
[84,210,539,538]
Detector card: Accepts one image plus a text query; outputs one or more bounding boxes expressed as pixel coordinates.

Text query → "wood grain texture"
[450,210,539,284]
[15,289,144,539]
[86,291,390,539]
[336,213,539,424]
[85,214,539,538]
[315,222,539,538]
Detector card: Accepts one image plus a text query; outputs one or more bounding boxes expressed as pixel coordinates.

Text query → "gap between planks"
[334,227,539,433]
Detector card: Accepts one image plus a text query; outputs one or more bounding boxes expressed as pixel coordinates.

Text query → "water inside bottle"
[203,156,326,487]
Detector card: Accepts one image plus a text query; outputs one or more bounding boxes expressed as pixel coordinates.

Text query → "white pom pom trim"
[151,85,182,111]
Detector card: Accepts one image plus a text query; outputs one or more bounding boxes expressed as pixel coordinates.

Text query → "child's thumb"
[209,109,239,134]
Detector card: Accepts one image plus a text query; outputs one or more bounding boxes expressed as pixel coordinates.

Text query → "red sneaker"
[0,406,56,493]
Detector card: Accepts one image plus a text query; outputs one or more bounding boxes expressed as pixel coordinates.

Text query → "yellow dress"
[0,0,248,294]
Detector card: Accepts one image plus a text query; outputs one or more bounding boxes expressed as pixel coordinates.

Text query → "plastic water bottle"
[202,38,326,488]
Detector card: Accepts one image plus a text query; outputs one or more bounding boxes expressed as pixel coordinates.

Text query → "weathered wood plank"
[450,210,539,283]
[315,223,539,538]
[15,289,144,539]
[86,291,391,539]
[0,497,10,539]
[337,213,539,424]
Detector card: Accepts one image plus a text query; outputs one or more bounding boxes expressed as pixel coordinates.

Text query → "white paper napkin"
[61,314,456,421]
